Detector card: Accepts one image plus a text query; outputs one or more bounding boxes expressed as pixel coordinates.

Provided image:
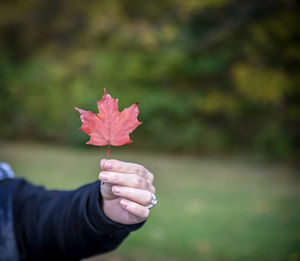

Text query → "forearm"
[14,179,143,260]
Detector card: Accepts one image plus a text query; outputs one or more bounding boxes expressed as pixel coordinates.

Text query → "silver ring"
[147,194,158,209]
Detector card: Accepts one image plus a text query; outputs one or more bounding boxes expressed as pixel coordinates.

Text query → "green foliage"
[0,0,299,159]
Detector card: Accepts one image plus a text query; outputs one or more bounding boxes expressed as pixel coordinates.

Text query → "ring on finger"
[146,193,158,209]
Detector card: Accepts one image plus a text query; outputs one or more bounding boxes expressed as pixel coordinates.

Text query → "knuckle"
[138,177,145,186]
[133,177,144,188]
[136,164,148,176]
[148,173,154,182]
[135,165,142,174]
[141,168,147,176]
[145,191,152,204]
[146,179,154,191]
[111,174,120,184]
[142,208,150,219]
[151,186,156,194]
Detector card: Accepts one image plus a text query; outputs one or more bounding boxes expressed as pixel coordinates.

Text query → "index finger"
[100,159,154,182]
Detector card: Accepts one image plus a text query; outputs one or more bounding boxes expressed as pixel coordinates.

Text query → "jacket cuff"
[87,181,145,233]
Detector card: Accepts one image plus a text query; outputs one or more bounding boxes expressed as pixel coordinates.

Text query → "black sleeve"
[13,179,144,260]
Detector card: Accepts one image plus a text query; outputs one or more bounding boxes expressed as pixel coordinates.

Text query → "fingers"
[99,159,156,219]
[99,171,155,193]
[100,159,154,182]
[112,186,153,206]
[120,199,150,219]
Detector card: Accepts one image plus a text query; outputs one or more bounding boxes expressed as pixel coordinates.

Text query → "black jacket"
[0,178,143,260]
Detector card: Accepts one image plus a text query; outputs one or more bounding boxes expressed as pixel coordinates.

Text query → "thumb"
[99,178,118,200]
[100,159,117,200]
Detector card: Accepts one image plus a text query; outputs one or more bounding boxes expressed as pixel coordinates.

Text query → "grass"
[1,142,300,261]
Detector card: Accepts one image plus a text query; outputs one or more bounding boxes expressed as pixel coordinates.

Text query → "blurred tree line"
[0,0,299,159]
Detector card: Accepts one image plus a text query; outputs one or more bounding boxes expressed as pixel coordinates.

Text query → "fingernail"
[113,186,120,194]
[99,173,108,181]
[105,161,112,170]
[120,200,128,208]
[100,159,106,169]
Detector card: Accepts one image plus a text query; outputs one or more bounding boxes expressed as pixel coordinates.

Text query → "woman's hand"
[99,159,156,225]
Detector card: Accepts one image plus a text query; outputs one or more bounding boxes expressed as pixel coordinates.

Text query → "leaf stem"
[107,144,110,160]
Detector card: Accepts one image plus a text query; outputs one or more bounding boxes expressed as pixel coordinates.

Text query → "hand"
[99,159,156,225]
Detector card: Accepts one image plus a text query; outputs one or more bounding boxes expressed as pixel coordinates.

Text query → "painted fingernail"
[99,173,108,181]
[113,186,120,194]
[120,200,128,208]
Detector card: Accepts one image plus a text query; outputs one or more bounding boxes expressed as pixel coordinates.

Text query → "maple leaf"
[75,89,142,159]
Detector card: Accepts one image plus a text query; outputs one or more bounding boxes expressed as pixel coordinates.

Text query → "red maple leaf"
[75,89,142,159]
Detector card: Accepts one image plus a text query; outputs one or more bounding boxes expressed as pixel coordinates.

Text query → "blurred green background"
[0,0,300,260]
[1,142,299,261]
[0,0,299,158]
